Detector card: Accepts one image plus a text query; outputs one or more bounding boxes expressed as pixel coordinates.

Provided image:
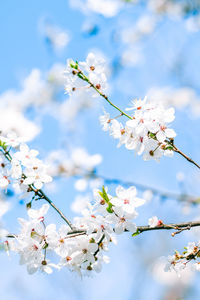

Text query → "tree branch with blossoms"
[45,150,199,205]
[65,54,200,169]
[1,53,200,277]
[0,140,75,231]
[1,128,200,276]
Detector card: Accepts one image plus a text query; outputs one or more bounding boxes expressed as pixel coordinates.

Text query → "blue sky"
[1,1,200,299]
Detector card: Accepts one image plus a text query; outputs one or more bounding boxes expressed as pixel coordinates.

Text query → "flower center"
[124,199,129,205]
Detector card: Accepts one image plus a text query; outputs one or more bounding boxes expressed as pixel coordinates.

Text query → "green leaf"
[102,186,110,203]
[30,231,36,238]
[132,229,140,237]
[149,132,156,139]
[43,243,49,249]
[69,60,79,70]
[0,140,7,150]
[165,145,174,151]
[106,206,113,213]
[99,186,114,213]
[26,202,32,209]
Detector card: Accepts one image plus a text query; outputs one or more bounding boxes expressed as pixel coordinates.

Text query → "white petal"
[88,243,98,253]
[125,222,137,233]
[165,128,176,138]
[156,131,166,142]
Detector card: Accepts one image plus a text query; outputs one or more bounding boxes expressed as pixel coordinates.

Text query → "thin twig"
[33,188,76,231]
[173,145,200,169]
[62,221,200,238]
[78,70,132,120]
[5,221,200,243]
[137,221,200,234]
[76,69,200,170]
[0,147,75,231]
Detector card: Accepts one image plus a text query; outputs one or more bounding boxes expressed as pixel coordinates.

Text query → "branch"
[0,147,75,231]
[173,145,200,170]
[32,187,76,231]
[77,70,132,120]
[64,221,200,238]
[5,221,200,244]
[137,221,200,234]
[75,68,200,170]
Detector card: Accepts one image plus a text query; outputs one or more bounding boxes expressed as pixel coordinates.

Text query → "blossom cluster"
[5,185,145,275]
[64,53,176,162]
[0,133,52,192]
[166,242,200,276]
[64,52,108,98]
[100,97,176,161]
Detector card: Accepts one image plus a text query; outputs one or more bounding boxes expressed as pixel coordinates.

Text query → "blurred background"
[1,0,200,299]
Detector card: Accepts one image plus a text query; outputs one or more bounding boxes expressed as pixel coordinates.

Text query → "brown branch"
[77,70,132,120]
[173,145,200,170]
[32,187,76,231]
[0,147,76,231]
[65,221,200,237]
[5,221,200,245]
[75,68,200,171]
[137,221,200,234]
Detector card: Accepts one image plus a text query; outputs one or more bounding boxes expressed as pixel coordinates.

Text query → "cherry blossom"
[100,96,176,161]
